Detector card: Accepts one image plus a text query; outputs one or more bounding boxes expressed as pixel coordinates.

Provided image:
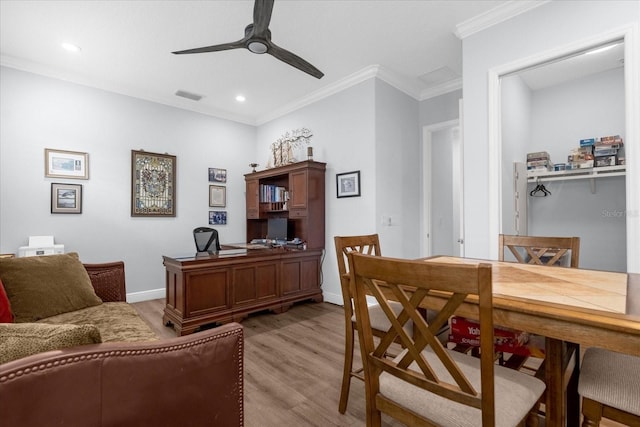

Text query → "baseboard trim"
[322,291,343,306]
[126,288,165,303]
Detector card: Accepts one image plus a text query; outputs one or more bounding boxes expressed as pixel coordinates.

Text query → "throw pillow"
[0,323,102,364]
[0,278,14,323]
[0,253,103,323]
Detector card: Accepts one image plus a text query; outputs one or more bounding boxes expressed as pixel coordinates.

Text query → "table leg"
[544,338,581,427]
[545,338,565,426]
[566,344,580,427]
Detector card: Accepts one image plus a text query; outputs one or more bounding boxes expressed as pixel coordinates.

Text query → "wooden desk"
[418,257,640,427]
[163,247,323,336]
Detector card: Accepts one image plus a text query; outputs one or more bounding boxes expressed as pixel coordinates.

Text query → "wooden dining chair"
[348,252,546,426]
[334,234,401,414]
[578,348,640,426]
[498,234,580,268]
[334,234,445,414]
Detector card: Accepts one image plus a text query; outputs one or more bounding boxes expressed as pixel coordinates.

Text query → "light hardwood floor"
[132,299,624,427]
[133,299,403,426]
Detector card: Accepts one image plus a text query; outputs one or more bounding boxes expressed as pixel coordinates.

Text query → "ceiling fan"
[172,0,324,79]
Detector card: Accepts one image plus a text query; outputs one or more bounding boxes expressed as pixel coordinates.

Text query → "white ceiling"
[1,0,577,125]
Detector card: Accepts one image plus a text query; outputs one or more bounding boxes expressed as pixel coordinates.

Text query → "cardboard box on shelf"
[595,155,617,167]
[526,159,554,170]
[567,160,594,170]
[580,138,596,146]
[526,151,550,161]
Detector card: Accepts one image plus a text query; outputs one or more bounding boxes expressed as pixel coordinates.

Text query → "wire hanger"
[530,178,551,197]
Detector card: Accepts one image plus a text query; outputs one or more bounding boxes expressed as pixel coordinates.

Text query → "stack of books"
[567,144,595,170]
[526,151,553,172]
[571,135,624,169]
[593,135,624,167]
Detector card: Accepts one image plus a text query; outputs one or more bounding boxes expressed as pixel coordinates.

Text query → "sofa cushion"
[0,253,103,322]
[0,323,102,364]
[0,279,13,323]
[38,302,158,342]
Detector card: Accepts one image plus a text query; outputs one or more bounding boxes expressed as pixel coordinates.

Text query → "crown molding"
[419,78,462,101]
[256,65,425,125]
[455,0,550,39]
[3,53,456,127]
[257,65,376,125]
[375,66,422,100]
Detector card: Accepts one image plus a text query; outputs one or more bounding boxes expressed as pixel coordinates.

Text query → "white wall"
[419,89,462,127]
[374,79,421,259]
[0,67,256,299]
[256,79,377,305]
[256,78,422,305]
[462,0,639,267]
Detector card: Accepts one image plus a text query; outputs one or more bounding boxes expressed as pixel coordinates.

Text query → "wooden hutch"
[245,160,326,249]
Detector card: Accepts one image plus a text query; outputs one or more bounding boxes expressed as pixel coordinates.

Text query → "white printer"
[18,236,65,257]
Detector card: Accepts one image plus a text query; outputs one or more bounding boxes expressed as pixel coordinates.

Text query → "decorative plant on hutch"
[268,128,313,168]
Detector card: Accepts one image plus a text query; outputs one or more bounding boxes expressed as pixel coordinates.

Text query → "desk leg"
[546,338,565,426]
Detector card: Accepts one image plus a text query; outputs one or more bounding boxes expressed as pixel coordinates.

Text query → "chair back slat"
[499,234,580,268]
[348,252,495,421]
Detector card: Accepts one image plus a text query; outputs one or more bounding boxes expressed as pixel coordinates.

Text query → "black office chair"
[193,227,221,254]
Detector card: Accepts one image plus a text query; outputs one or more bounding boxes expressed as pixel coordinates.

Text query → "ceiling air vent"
[175,90,203,101]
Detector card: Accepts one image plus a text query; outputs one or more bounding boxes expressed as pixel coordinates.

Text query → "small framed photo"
[208,168,227,183]
[45,148,89,179]
[209,185,226,207]
[209,211,227,225]
[336,170,361,198]
[51,183,82,214]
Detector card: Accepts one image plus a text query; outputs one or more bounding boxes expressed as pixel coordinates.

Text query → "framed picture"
[209,185,226,207]
[336,170,361,198]
[45,148,89,179]
[51,183,82,214]
[208,168,227,183]
[131,150,176,217]
[209,211,227,225]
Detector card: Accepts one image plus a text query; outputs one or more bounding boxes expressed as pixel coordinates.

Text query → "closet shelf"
[527,165,626,183]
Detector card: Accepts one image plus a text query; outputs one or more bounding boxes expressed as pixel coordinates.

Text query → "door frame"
[422,118,464,257]
[487,25,639,271]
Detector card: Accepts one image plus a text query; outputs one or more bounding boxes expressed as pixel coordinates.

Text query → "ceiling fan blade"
[268,42,324,79]
[253,0,274,36]
[172,39,246,55]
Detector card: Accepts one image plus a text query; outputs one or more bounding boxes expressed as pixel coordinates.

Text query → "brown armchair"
[83,261,127,302]
[0,322,244,427]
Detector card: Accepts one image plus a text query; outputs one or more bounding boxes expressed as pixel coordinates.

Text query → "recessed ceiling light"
[235,95,246,102]
[61,42,81,53]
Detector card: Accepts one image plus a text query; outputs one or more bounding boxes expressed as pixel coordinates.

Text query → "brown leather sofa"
[1,255,244,426]
[0,322,244,427]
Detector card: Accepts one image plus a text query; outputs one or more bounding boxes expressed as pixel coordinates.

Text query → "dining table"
[413,256,640,427]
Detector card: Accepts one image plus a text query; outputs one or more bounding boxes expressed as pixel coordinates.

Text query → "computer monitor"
[267,218,288,242]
